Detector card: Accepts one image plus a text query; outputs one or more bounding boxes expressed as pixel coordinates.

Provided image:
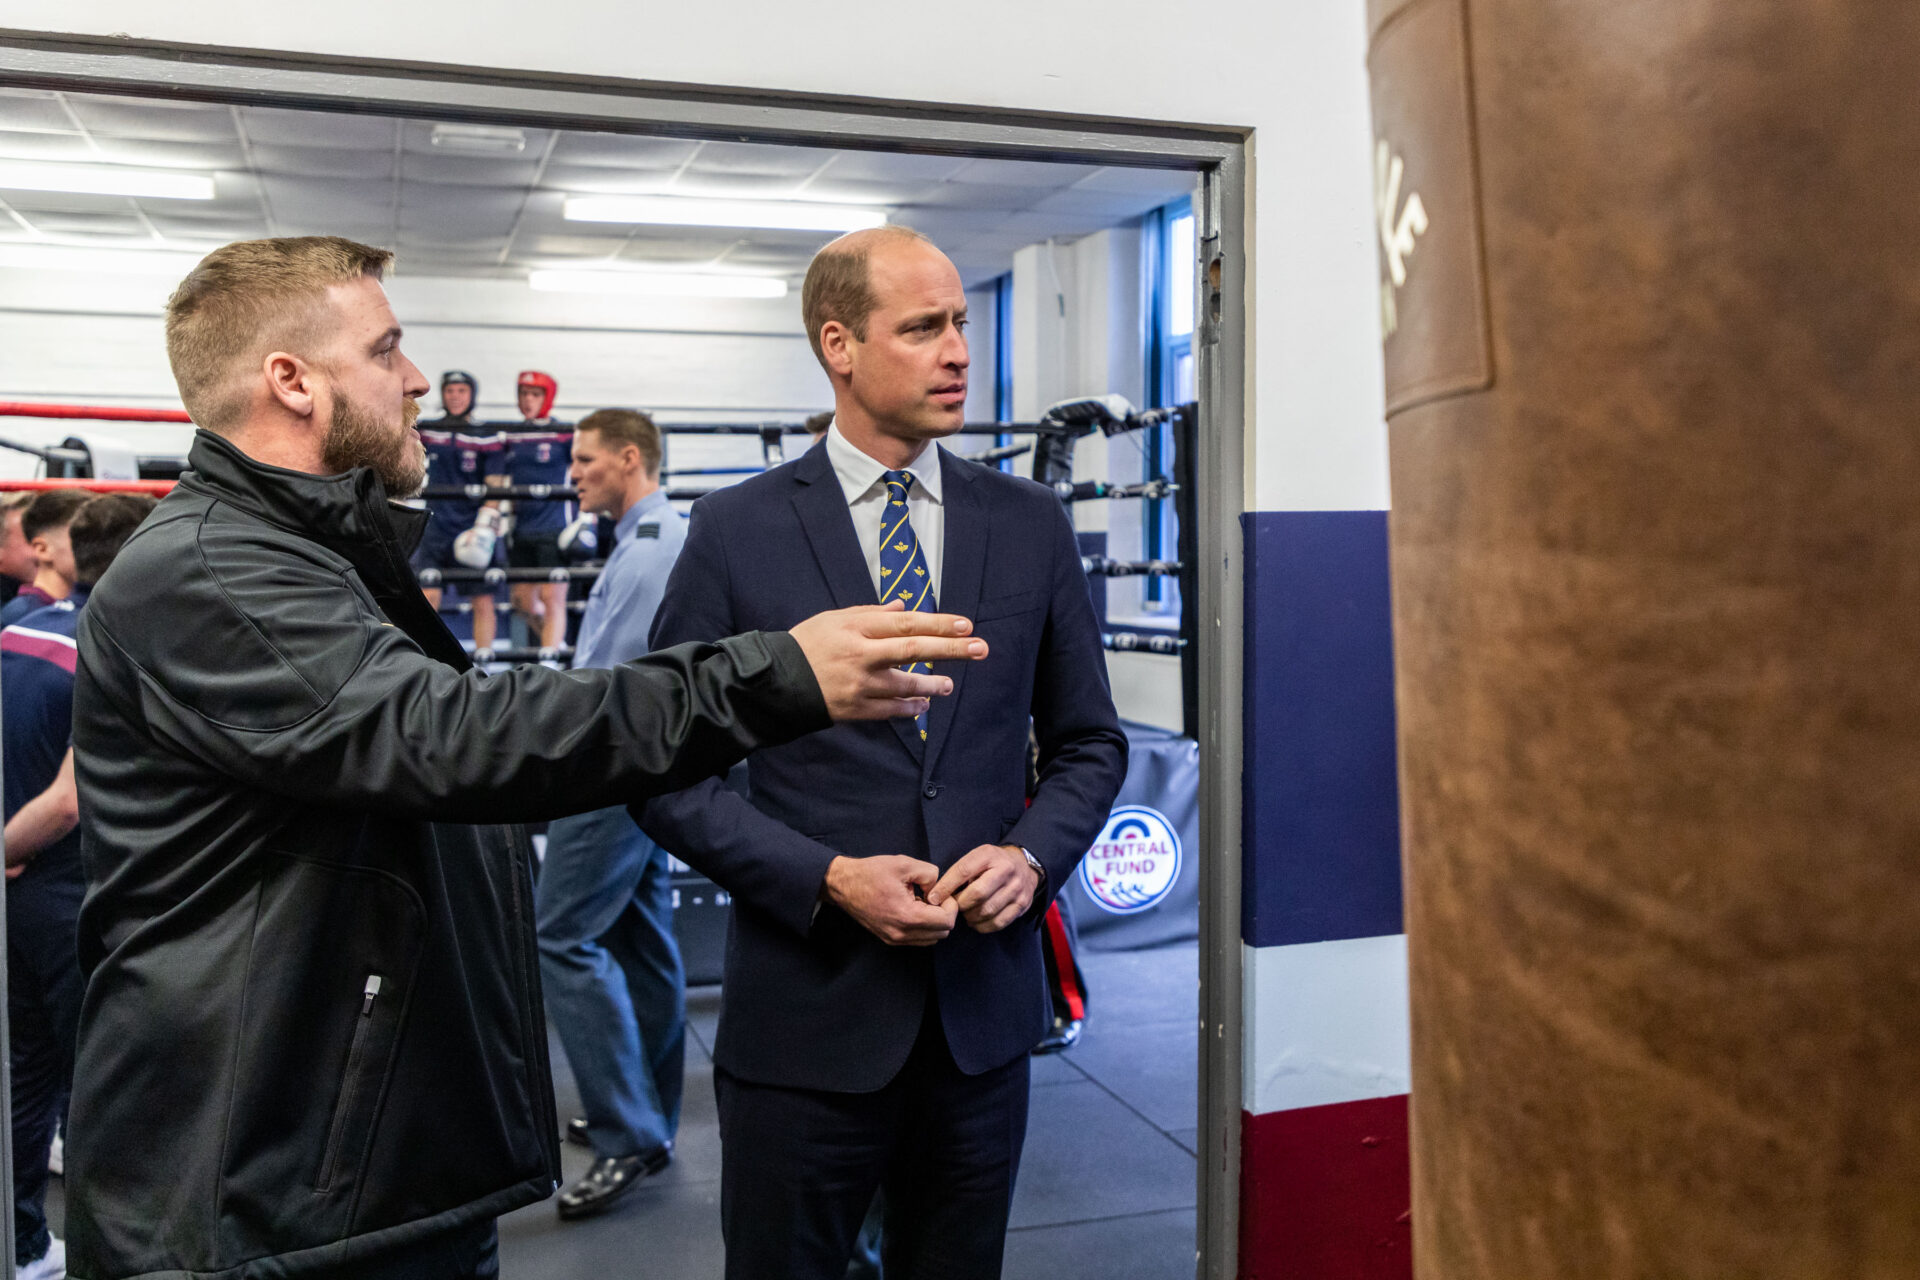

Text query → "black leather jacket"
[65,431,828,1279]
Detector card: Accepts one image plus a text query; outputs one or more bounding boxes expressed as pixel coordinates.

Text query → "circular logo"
[1078,805,1182,915]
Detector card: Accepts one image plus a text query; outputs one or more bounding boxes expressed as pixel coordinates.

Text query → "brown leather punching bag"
[1368,1,1920,1276]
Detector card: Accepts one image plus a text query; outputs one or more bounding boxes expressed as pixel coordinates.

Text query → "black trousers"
[715,1000,1030,1280]
[9,873,84,1267]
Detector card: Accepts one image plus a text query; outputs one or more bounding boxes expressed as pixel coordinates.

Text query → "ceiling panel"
[14,210,150,237]
[512,232,635,259]
[683,140,832,178]
[398,197,521,241]
[86,138,250,171]
[401,152,542,188]
[240,107,395,150]
[545,131,702,170]
[0,91,79,135]
[251,145,398,181]
[0,132,95,162]
[614,237,741,267]
[258,175,392,213]
[1071,166,1199,198]
[946,158,1097,188]
[1027,186,1166,219]
[535,163,682,197]
[143,213,272,243]
[1,189,140,215]
[67,96,238,143]
[815,151,970,183]
[275,218,393,243]
[899,183,1050,213]
[797,176,946,206]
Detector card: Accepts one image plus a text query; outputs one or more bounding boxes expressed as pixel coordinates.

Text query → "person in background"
[0,489,91,628]
[492,370,572,650]
[413,371,504,651]
[2,491,157,1280]
[806,410,834,446]
[538,409,692,1220]
[0,492,40,604]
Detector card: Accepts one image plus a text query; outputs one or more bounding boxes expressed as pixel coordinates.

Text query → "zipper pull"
[361,974,383,1017]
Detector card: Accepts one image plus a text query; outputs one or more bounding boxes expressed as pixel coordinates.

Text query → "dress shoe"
[555,1145,672,1220]
[1032,1016,1083,1055]
[565,1116,590,1147]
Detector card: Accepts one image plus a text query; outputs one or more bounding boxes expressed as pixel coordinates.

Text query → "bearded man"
[62,237,988,1280]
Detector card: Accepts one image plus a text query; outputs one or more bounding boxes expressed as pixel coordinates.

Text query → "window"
[1143,198,1196,610]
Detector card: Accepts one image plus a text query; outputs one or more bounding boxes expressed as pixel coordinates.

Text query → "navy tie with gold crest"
[878,469,936,740]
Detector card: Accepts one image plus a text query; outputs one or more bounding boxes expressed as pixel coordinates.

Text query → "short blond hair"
[800,226,933,369]
[576,408,662,478]
[164,236,393,434]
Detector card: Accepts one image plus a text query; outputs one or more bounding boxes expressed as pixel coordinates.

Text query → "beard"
[322,393,426,498]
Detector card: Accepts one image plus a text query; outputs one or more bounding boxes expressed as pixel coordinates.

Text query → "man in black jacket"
[64,236,984,1280]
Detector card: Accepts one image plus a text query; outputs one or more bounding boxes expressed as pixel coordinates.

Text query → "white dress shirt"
[823,424,945,602]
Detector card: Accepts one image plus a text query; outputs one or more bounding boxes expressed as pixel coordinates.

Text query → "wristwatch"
[1018,846,1046,885]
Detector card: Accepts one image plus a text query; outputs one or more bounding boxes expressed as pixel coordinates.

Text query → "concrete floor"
[43,941,1199,1278]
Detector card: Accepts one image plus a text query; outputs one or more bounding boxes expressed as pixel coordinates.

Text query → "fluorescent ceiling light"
[0,161,214,201]
[0,244,208,275]
[430,123,528,154]
[564,195,885,234]
[528,269,788,299]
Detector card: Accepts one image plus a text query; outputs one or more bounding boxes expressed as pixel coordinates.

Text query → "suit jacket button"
[923,785,939,799]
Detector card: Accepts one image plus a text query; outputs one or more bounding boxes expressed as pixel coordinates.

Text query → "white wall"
[3,0,1391,513]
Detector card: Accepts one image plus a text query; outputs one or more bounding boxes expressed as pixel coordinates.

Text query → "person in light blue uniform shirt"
[535,408,692,1221]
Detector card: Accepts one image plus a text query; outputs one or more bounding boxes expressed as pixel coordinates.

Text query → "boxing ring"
[0,398,1204,970]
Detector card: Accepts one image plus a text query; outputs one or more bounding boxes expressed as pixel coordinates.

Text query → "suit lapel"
[923,450,985,777]
[791,445,925,762]
[792,447,877,611]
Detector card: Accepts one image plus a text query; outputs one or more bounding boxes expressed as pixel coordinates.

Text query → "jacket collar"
[178,430,468,669]
[180,429,428,570]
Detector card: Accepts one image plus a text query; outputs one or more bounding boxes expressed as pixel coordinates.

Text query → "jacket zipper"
[504,828,562,1183]
[317,973,381,1192]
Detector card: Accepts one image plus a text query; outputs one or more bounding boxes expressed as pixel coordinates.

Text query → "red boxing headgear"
[517,370,558,420]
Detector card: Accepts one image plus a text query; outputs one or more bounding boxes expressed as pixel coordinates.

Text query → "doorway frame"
[0,32,1250,1279]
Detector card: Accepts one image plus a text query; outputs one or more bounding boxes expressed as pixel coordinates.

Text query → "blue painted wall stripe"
[1241,510,1404,948]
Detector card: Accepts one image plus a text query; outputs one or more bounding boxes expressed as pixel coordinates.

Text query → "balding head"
[801,226,939,369]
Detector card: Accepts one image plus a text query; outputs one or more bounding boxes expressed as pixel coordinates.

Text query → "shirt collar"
[614,487,671,542]
[824,424,944,505]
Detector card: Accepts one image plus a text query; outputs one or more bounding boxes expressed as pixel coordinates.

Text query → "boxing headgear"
[441,370,478,397]
[518,370,558,420]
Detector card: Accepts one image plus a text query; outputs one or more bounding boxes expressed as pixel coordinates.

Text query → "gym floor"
[501,940,1199,1279]
[44,942,1197,1278]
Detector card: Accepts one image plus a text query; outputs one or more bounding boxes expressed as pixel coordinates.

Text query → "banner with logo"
[1063,720,1200,950]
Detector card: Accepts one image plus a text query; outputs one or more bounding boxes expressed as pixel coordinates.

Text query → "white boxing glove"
[557,511,599,560]
[453,507,506,569]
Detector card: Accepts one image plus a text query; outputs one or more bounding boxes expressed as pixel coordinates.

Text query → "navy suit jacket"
[636,441,1126,1091]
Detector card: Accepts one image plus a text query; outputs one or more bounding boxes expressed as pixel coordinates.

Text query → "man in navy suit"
[638,226,1127,1279]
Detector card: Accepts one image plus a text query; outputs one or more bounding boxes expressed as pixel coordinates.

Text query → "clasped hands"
[826,846,1040,946]
[793,599,1038,944]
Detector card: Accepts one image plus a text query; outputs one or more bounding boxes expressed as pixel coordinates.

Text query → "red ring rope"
[0,402,192,424]
[0,479,177,494]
